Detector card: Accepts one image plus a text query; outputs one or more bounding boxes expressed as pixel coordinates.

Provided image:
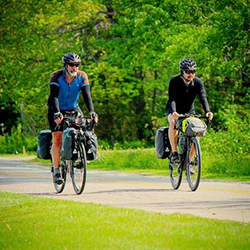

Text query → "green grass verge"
[23,146,250,182]
[1,192,249,250]
[87,148,250,181]
[3,143,250,182]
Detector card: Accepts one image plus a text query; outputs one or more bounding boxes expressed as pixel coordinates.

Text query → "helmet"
[62,52,81,64]
[179,59,197,71]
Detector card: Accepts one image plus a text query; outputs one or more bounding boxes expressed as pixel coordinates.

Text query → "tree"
[0,0,249,144]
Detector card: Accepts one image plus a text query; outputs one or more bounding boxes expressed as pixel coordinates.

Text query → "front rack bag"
[182,117,207,136]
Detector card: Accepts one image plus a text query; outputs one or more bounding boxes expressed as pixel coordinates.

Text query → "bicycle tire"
[52,161,67,193]
[169,160,183,190]
[186,137,202,191]
[71,142,87,195]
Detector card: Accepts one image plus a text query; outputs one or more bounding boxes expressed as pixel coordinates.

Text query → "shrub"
[0,125,37,154]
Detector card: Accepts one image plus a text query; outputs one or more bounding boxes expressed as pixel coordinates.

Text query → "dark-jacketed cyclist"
[166,59,213,163]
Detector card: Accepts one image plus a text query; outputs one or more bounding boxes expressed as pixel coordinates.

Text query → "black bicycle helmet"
[62,52,81,65]
[179,58,197,71]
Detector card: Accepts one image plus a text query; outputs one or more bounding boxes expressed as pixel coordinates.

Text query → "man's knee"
[52,132,62,148]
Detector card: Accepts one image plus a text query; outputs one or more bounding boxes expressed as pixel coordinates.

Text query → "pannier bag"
[182,117,207,136]
[85,131,98,161]
[155,127,171,159]
[61,128,77,160]
[37,130,52,160]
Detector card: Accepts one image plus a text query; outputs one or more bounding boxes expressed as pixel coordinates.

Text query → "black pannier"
[61,128,77,160]
[85,131,98,161]
[37,130,52,160]
[155,127,171,159]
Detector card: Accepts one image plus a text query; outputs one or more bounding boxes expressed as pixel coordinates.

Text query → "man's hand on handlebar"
[54,112,63,124]
[206,111,213,121]
[89,111,98,124]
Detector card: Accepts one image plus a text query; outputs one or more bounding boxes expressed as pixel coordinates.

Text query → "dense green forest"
[0,0,249,149]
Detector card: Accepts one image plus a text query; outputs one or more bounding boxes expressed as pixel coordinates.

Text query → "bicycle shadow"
[27,186,193,196]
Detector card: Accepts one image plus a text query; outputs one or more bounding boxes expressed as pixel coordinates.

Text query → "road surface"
[0,156,249,223]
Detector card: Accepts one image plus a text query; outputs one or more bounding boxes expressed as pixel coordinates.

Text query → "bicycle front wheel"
[71,142,87,195]
[169,160,183,190]
[53,161,67,193]
[186,137,202,191]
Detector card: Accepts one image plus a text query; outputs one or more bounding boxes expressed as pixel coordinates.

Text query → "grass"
[0,192,250,250]
[28,146,250,182]
[88,148,250,181]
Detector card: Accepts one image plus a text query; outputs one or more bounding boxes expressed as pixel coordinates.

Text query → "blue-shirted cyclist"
[47,52,98,184]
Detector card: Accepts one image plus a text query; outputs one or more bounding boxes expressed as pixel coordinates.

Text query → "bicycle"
[169,114,210,191]
[51,111,96,195]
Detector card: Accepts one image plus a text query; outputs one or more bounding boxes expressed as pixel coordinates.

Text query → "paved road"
[0,156,250,223]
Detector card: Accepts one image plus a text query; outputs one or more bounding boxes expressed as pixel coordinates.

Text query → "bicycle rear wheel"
[169,160,183,190]
[186,137,202,191]
[52,161,67,193]
[71,142,87,195]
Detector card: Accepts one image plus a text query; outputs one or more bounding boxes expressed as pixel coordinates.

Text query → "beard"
[184,75,194,82]
[69,71,77,77]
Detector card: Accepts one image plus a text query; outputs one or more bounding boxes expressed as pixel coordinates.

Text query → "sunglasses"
[184,70,196,74]
[68,63,80,67]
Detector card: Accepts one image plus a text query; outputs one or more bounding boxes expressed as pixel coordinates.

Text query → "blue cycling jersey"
[49,69,90,111]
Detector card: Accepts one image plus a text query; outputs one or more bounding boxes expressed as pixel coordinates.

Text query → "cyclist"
[47,52,98,184]
[166,59,213,163]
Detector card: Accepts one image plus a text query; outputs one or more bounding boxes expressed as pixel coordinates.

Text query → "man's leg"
[168,114,179,162]
[51,131,63,184]
[190,136,200,161]
[188,137,200,174]
[168,114,178,152]
[51,131,63,168]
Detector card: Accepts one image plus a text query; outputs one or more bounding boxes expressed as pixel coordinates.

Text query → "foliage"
[0,0,249,145]
[200,109,250,176]
[201,108,250,156]
[0,125,37,154]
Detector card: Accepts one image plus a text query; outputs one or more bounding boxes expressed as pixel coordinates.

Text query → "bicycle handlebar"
[55,111,96,131]
[64,116,96,131]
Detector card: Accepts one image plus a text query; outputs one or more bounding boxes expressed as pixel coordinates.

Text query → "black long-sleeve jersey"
[166,75,210,115]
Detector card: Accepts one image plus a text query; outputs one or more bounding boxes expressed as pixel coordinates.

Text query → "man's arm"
[168,78,177,113]
[197,80,210,114]
[49,70,62,113]
[79,71,94,112]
